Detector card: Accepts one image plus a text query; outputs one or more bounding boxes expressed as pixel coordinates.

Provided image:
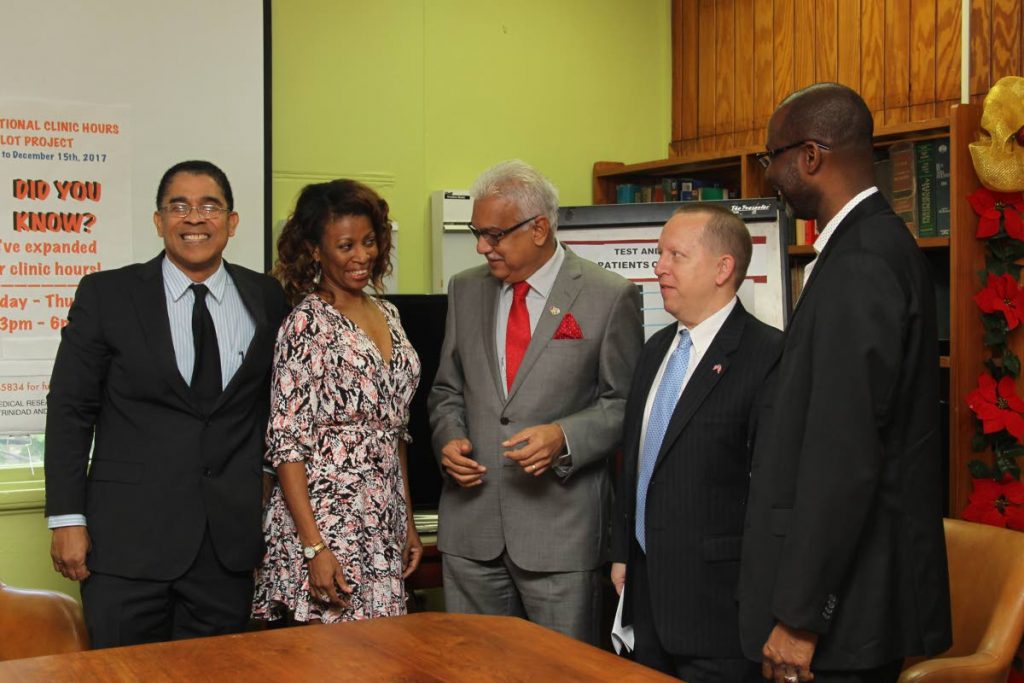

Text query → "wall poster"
[0,100,131,434]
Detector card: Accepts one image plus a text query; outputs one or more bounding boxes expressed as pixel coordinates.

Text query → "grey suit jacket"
[429,248,643,572]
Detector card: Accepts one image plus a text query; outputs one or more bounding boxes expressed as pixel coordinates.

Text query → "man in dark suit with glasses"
[45,160,290,648]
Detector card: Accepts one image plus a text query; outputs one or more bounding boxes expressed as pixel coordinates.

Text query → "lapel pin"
[712,364,723,375]
[549,306,561,316]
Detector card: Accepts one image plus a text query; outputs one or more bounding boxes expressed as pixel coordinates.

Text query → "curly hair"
[273,180,393,305]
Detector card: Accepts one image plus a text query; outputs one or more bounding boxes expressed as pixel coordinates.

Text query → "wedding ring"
[784,675,799,683]
[528,465,535,471]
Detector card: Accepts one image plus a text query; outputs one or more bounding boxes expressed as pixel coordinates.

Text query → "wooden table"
[0,612,677,682]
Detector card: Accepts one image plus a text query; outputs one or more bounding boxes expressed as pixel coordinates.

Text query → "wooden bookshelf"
[593,104,985,517]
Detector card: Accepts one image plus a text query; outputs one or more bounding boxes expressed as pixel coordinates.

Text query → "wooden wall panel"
[672,0,1024,154]
[836,0,862,90]
[734,0,755,134]
[698,0,717,140]
[861,0,886,111]
[716,0,736,147]
[884,0,912,125]
[752,0,775,132]
[936,0,963,103]
[910,0,938,121]
[992,0,1022,79]
[773,0,795,116]
[679,0,699,142]
[794,0,816,89]
[815,0,838,84]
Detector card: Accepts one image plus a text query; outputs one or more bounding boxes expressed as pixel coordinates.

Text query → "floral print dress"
[252,293,421,623]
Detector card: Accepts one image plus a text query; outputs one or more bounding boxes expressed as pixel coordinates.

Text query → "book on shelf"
[889,141,917,235]
[916,141,937,237]
[793,219,817,246]
[874,136,950,238]
[789,263,805,310]
[613,178,734,204]
[935,140,951,236]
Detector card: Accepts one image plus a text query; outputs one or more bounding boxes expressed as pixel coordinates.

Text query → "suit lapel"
[130,253,193,408]
[479,273,505,399]
[653,303,747,469]
[211,261,265,412]
[791,192,888,322]
[506,250,583,402]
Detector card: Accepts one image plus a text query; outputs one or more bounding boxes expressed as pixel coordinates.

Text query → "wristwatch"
[303,541,326,560]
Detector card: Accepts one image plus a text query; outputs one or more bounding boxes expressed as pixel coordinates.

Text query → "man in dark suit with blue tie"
[45,160,290,648]
[611,204,782,682]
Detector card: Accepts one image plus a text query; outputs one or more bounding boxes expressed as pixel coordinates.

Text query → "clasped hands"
[440,423,566,487]
[762,622,818,682]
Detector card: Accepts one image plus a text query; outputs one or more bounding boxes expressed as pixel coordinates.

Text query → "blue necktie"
[635,329,692,552]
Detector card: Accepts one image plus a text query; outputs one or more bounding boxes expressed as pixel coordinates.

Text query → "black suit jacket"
[44,254,290,580]
[612,301,782,657]
[738,192,952,669]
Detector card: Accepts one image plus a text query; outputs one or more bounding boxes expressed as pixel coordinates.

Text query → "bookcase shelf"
[593,104,984,517]
[787,237,949,259]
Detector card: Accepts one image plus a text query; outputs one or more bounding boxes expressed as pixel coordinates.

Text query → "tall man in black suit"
[738,84,952,683]
[611,204,782,682]
[45,160,290,648]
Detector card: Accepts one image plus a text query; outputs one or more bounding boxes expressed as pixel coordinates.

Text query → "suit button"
[500,417,510,425]
[203,468,212,477]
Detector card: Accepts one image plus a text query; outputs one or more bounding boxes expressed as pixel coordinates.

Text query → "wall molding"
[272,170,396,189]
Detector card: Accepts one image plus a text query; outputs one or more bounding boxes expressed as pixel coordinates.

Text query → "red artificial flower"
[974,272,1024,329]
[968,187,1024,239]
[963,475,1024,529]
[966,373,1024,439]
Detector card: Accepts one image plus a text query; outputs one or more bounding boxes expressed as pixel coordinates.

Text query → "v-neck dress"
[252,293,421,623]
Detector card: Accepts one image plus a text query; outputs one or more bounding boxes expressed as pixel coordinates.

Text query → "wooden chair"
[0,581,89,660]
[899,518,1024,682]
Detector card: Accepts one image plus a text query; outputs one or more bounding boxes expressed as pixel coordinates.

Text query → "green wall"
[272,0,671,293]
[0,0,669,597]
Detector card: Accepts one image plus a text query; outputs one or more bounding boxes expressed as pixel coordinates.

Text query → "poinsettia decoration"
[966,186,1024,511]
[962,474,1024,530]
[967,372,1024,439]
[968,187,1024,240]
[974,273,1024,331]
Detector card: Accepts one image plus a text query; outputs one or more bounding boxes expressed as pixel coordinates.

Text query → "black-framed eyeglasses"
[467,214,539,246]
[754,140,832,169]
[160,202,231,219]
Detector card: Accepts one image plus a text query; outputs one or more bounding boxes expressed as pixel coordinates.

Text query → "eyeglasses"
[160,203,231,219]
[467,215,539,246]
[754,140,832,169]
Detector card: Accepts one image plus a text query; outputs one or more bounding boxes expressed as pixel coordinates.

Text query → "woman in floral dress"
[252,179,422,623]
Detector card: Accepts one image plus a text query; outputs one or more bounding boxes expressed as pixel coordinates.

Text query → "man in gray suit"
[429,159,643,644]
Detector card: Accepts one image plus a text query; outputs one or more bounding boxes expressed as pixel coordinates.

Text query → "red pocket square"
[553,313,583,340]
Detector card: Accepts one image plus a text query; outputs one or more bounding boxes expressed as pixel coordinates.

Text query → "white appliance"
[430,190,476,293]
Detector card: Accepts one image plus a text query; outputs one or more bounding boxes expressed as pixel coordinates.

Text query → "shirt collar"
[812,186,879,255]
[162,256,227,303]
[676,296,737,357]
[502,242,565,298]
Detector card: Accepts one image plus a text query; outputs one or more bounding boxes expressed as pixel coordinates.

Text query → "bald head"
[775,83,875,164]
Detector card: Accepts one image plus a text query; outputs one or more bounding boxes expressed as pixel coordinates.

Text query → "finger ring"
[528,465,535,471]
[785,675,798,683]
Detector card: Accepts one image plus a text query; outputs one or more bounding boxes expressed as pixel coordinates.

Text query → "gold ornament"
[970,76,1024,192]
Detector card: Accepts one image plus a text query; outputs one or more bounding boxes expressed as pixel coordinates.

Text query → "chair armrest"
[899,652,1006,683]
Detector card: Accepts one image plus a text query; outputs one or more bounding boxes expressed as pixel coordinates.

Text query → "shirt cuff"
[48,514,87,529]
[552,429,573,476]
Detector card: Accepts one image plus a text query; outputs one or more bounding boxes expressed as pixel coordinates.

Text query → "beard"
[774,163,817,221]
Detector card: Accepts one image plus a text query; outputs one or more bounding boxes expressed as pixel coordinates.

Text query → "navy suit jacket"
[612,301,782,657]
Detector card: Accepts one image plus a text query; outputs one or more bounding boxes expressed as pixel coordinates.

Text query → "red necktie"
[505,281,531,391]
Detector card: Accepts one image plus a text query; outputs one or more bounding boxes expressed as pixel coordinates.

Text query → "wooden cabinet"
[592,103,985,517]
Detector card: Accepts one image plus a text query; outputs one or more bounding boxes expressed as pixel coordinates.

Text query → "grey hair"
[470,159,560,232]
